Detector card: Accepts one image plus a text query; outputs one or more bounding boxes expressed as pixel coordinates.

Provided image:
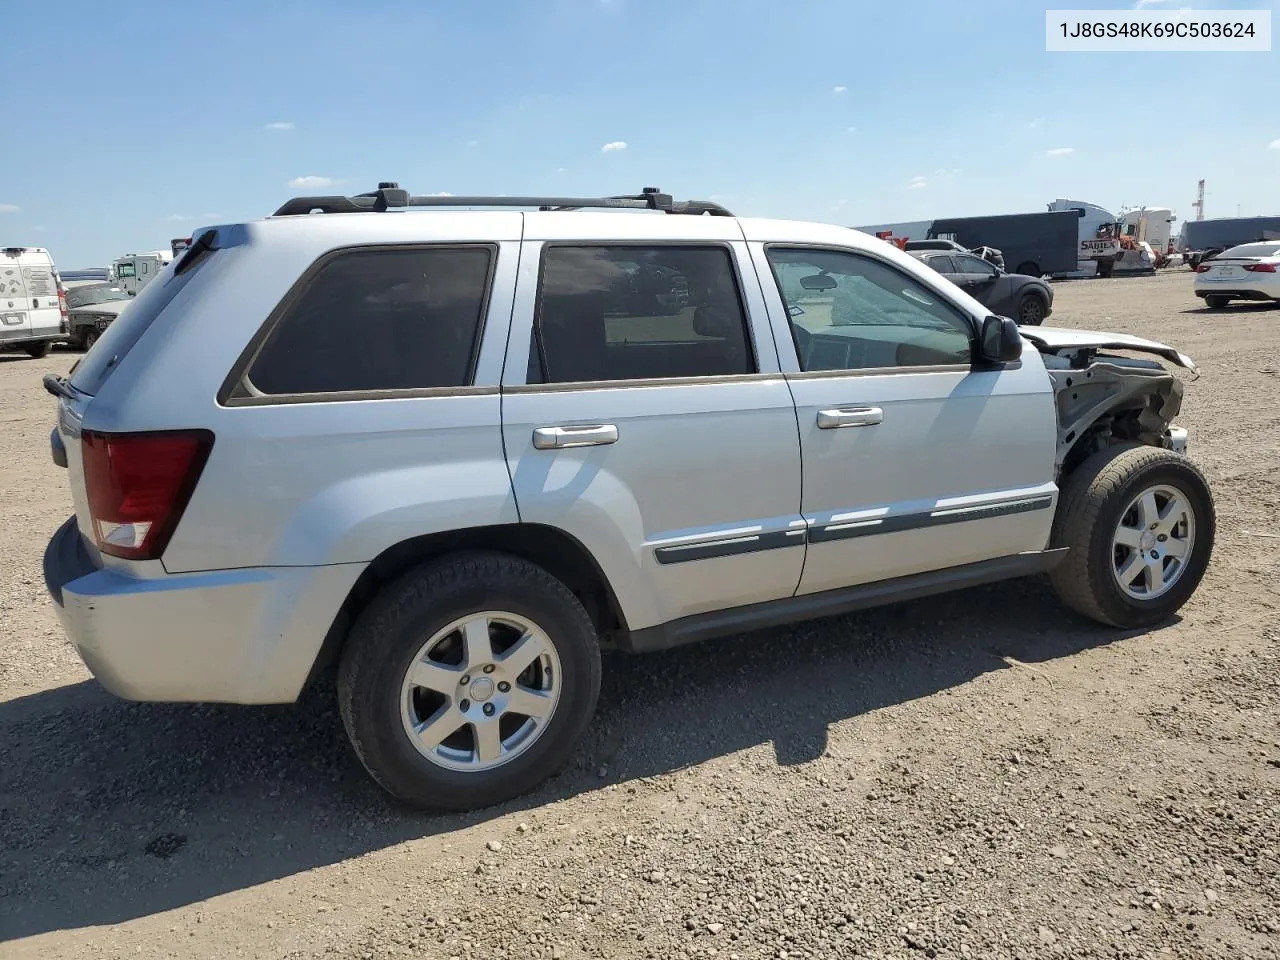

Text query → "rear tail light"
[1194,264,1211,272]
[82,429,214,560]
[1244,263,1277,273]
[58,287,68,320]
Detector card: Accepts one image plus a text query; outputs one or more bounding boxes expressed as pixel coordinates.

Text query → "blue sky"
[2,0,1276,267]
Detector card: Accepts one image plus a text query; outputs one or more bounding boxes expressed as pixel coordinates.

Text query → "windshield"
[65,284,130,308]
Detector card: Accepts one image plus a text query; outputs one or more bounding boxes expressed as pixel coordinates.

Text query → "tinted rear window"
[247,246,493,396]
[531,245,754,384]
[68,256,203,396]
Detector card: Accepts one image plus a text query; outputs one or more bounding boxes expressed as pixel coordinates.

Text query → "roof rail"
[271,183,734,217]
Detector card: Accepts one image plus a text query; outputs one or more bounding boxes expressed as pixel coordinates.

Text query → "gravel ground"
[2,269,1278,959]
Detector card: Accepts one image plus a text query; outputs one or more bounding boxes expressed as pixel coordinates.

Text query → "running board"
[619,549,1068,654]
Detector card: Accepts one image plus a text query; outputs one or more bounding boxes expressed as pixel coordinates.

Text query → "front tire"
[337,551,602,811]
[23,341,51,359]
[1049,443,1214,628]
[1204,295,1230,310]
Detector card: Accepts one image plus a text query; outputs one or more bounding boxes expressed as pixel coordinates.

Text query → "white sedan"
[1193,241,1280,309]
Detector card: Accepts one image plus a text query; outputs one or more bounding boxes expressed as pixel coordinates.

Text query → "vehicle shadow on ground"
[1181,302,1278,315]
[1,575,1144,941]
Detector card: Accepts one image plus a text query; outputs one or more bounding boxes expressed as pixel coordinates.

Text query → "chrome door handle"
[816,406,883,429]
[532,424,619,449]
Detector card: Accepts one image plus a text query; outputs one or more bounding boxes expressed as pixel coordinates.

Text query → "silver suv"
[42,185,1215,811]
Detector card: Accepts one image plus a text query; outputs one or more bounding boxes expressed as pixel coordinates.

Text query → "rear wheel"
[81,328,101,351]
[1204,295,1231,310]
[1049,443,1214,628]
[23,341,51,359]
[1014,261,1040,278]
[337,551,602,811]
[1095,259,1114,279]
[1016,292,1047,325]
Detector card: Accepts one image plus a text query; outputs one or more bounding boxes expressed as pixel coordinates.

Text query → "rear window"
[245,245,494,396]
[1223,242,1280,259]
[68,255,204,396]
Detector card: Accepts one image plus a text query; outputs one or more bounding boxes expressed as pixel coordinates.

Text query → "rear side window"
[247,246,494,396]
[531,245,754,384]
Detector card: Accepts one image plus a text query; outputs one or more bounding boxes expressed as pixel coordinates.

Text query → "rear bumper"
[1193,288,1276,302]
[43,517,365,704]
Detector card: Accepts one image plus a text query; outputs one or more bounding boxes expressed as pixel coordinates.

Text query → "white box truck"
[112,250,173,296]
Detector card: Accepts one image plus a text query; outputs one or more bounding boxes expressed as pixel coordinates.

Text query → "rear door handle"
[816,406,883,429]
[532,424,619,449]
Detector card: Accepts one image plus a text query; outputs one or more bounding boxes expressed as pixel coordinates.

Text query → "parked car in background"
[905,239,1006,270]
[0,246,68,357]
[910,249,1054,325]
[1193,241,1280,309]
[64,282,131,350]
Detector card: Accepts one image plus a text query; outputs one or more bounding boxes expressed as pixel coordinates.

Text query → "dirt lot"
[2,270,1278,959]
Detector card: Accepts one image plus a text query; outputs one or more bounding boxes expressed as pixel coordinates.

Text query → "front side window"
[116,262,136,278]
[247,245,493,395]
[766,247,973,372]
[532,245,754,384]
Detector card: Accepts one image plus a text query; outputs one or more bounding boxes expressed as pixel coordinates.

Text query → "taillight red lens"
[1194,264,1211,272]
[1244,263,1277,272]
[58,289,68,319]
[81,429,214,560]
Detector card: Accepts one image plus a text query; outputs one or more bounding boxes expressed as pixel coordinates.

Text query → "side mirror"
[980,315,1022,363]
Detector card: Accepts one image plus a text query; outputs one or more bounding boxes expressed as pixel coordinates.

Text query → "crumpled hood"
[1020,326,1197,374]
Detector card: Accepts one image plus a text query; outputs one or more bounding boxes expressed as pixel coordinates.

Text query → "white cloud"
[0,203,20,213]
[428,191,454,197]
[466,139,479,147]
[163,213,188,222]
[265,121,295,130]
[601,140,627,153]
[199,212,222,220]
[832,85,847,94]
[907,176,928,190]
[1269,138,1280,149]
[556,167,567,174]
[288,175,339,189]
[1046,147,1075,156]
[1027,117,1044,130]
[1134,0,1175,7]
[847,126,857,133]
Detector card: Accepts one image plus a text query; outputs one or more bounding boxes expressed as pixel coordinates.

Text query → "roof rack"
[271,183,734,218]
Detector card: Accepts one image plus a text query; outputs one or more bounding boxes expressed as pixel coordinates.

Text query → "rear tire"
[1016,292,1047,325]
[1095,259,1114,279]
[1049,443,1214,628]
[1204,295,1230,310]
[23,341,51,359]
[337,551,602,811]
[81,328,100,351]
[1014,261,1040,278]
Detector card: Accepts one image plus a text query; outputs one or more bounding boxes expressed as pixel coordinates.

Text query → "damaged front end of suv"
[1020,328,1197,480]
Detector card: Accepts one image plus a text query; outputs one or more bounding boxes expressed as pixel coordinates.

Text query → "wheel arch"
[305,522,630,687]
[1051,359,1185,481]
